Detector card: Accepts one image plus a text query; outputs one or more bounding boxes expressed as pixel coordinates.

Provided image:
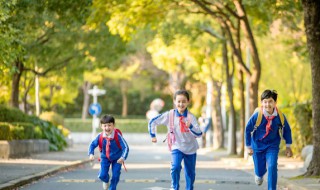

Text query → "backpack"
[98,128,122,152]
[164,109,192,151]
[250,107,285,139]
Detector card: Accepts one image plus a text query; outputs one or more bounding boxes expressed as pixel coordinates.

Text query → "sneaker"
[255,175,263,186]
[102,182,109,190]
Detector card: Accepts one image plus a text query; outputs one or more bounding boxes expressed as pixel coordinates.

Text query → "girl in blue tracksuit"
[245,89,293,190]
[148,90,202,190]
[88,114,129,190]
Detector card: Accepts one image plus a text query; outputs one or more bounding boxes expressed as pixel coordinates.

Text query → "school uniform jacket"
[88,131,129,161]
[245,110,292,152]
[148,109,202,155]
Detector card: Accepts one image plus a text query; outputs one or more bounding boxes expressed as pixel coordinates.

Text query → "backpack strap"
[277,108,285,126]
[276,107,285,139]
[250,107,262,137]
[98,133,103,152]
[98,130,122,152]
[169,109,175,131]
[165,109,175,151]
[114,129,122,149]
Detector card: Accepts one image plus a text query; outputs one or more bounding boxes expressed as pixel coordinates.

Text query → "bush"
[0,105,67,151]
[0,123,11,140]
[40,111,64,126]
[10,125,25,140]
[0,105,30,123]
[34,126,43,139]
[12,122,35,139]
[64,118,167,133]
[281,102,313,157]
[57,125,70,137]
[38,120,67,151]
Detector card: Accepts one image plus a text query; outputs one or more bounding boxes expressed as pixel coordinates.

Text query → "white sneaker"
[102,182,109,190]
[255,175,263,186]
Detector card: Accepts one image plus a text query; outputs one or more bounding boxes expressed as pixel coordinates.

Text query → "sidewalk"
[0,144,90,190]
[198,147,320,190]
[0,134,319,190]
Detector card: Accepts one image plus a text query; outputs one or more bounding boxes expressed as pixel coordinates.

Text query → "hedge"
[0,105,67,151]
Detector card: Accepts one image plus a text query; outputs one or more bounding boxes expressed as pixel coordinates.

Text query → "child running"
[245,89,293,190]
[148,90,202,190]
[88,114,129,190]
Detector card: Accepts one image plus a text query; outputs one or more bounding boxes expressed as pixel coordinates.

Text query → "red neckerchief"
[262,107,277,139]
[179,116,189,133]
[105,137,113,160]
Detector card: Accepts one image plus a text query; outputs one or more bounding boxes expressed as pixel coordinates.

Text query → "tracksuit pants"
[99,158,122,190]
[253,147,279,190]
[171,149,197,190]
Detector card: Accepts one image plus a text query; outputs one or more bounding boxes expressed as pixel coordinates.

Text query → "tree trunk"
[222,37,237,155]
[238,69,245,157]
[234,0,261,114]
[10,60,24,108]
[212,81,225,149]
[121,80,128,117]
[82,81,92,121]
[302,0,320,176]
[21,73,34,114]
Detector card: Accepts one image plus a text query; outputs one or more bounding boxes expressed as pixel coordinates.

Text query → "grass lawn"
[64,118,168,133]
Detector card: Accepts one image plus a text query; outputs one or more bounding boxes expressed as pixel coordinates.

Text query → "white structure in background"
[146,98,165,120]
[88,85,106,140]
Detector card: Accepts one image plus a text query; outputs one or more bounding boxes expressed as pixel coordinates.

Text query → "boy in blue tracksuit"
[148,90,203,190]
[245,89,293,190]
[88,114,129,190]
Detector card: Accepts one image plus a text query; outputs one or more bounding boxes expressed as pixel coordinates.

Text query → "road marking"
[58,179,97,183]
[57,179,251,184]
[144,187,170,190]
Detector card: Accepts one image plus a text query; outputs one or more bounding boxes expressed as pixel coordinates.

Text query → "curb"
[0,159,91,190]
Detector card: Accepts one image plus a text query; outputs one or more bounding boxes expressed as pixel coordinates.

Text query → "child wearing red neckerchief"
[245,89,293,190]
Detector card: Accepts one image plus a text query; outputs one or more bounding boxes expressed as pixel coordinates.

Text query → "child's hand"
[89,154,95,160]
[286,147,293,157]
[117,157,124,164]
[151,137,157,143]
[247,148,253,156]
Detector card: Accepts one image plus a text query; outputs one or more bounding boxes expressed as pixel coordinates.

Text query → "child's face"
[261,97,276,114]
[101,122,115,135]
[174,94,189,114]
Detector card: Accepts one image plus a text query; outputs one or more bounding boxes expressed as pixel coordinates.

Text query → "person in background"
[198,111,212,148]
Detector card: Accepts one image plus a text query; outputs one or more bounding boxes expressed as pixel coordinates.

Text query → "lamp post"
[88,85,106,140]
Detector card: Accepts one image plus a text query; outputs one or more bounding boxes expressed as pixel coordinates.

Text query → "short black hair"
[261,89,278,102]
[100,114,115,124]
[174,90,190,101]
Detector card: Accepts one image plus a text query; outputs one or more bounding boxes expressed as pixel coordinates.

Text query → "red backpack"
[98,128,122,152]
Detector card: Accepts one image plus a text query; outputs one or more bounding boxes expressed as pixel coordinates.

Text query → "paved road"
[19,143,269,190]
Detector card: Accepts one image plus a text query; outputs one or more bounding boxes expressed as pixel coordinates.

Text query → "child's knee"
[267,162,277,172]
[171,163,182,171]
[99,173,110,182]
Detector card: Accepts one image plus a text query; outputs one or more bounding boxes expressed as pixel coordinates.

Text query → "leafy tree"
[1,0,92,109]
